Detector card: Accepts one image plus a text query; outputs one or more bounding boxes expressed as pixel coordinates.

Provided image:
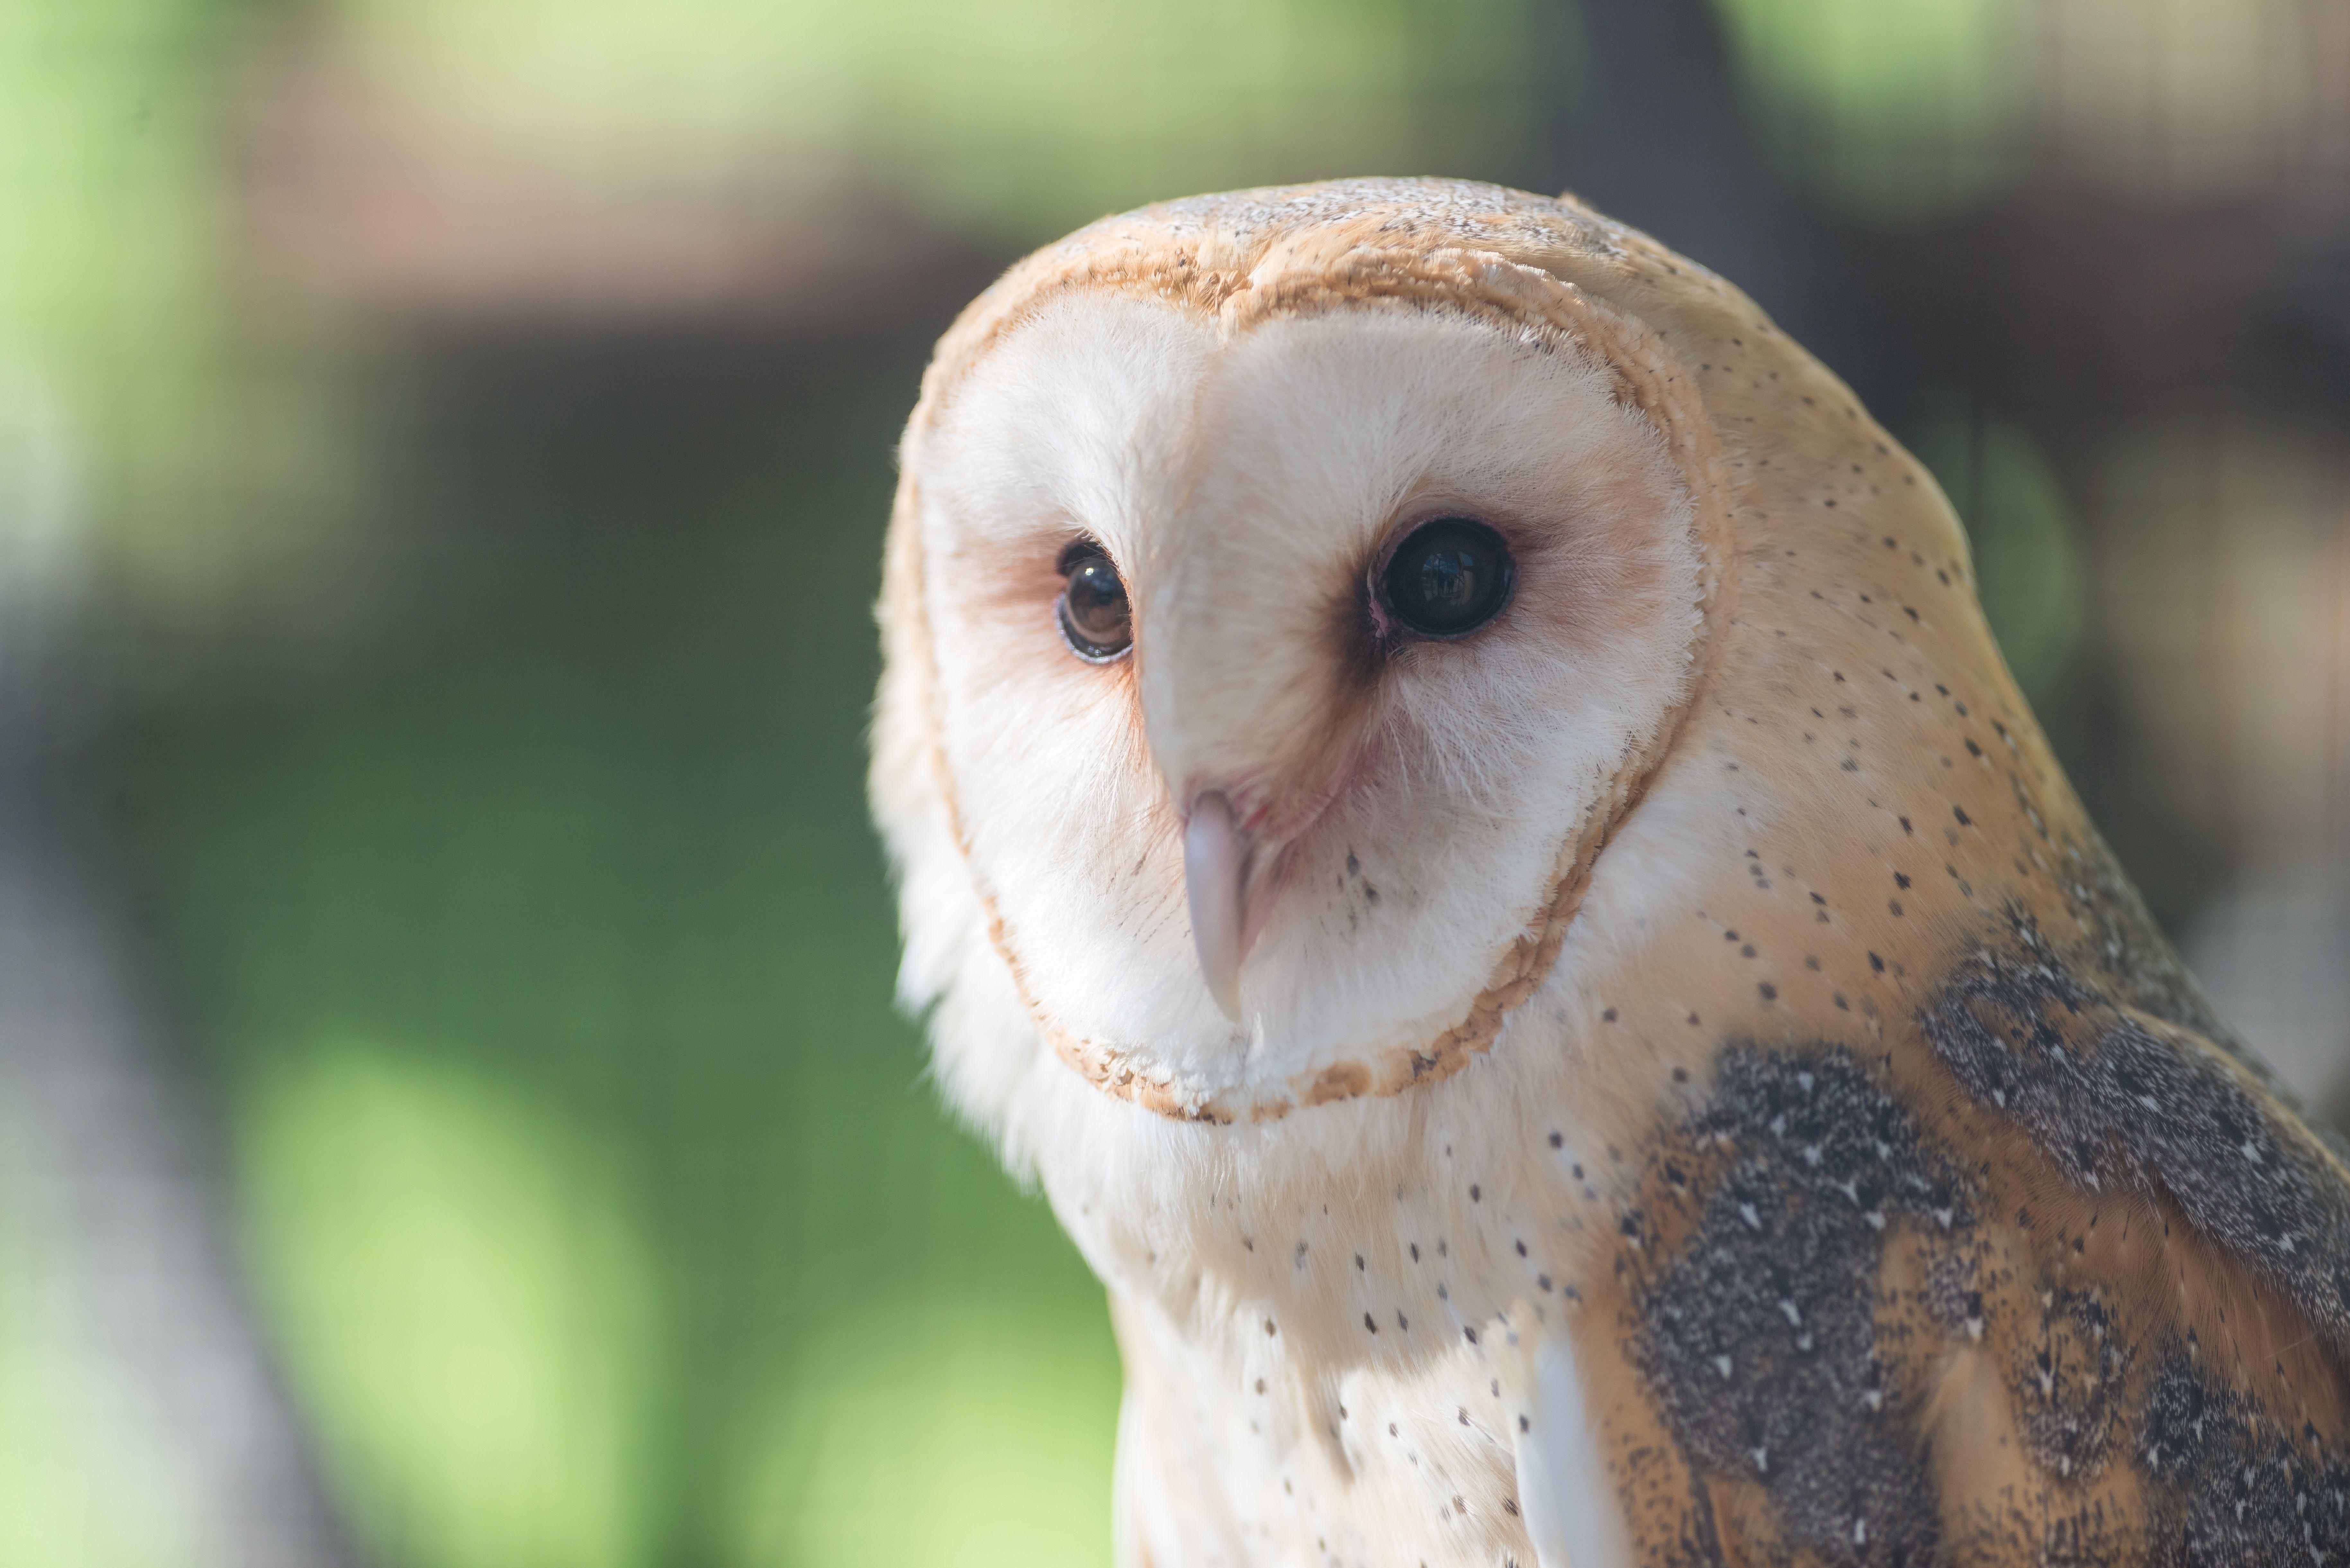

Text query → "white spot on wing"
[1515,1335,1634,1568]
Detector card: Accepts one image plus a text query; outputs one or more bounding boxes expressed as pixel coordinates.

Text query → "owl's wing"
[1508,1329,1635,1568]
[1543,966,2350,1568]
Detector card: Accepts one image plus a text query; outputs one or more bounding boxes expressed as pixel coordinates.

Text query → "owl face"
[901,277,1714,1118]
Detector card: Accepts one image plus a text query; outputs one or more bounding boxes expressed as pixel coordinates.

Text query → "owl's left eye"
[1057,542,1133,662]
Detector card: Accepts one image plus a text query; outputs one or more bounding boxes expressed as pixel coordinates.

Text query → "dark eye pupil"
[1058,548,1132,660]
[1380,518,1512,637]
[1417,552,1472,611]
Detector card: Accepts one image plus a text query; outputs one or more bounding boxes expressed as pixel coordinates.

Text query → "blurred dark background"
[3,1,2347,1563]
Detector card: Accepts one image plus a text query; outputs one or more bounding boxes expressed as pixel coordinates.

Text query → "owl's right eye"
[1378,517,1514,639]
[1057,542,1133,662]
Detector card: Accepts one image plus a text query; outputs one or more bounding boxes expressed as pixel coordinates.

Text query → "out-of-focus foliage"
[0,0,356,630]
[2096,422,2348,842]
[1710,0,2024,218]
[0,0,222,376]
[1714,0,2016,132]
[0,1184,196,1568]
[732,1302,1120,1565]
[244,1047,667,1568]
[2035,0,2334,195]
[323,0,1545,243]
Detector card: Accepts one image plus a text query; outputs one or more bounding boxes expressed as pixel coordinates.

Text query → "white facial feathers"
[899,291,1707,1117]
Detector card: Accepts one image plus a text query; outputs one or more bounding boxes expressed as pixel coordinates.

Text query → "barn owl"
[869,178,2350,1566]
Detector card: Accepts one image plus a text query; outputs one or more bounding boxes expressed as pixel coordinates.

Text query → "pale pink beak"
[1184,791,1250,1021]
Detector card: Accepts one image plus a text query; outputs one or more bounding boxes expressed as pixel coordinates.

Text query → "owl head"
[872,179,1981,1138]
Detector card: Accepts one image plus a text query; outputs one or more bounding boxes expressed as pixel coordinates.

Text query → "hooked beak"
[1184,791,1253,1022]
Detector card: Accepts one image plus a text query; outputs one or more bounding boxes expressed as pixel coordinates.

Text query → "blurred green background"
[2,2,2347,1565]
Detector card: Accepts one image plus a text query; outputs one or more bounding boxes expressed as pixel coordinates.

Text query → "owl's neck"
[1011,998,1625,1387]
